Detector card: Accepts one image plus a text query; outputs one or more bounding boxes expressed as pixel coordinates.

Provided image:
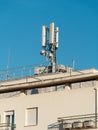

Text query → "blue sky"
[0,0,98,71]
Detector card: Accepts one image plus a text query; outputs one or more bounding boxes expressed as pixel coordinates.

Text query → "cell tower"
[40,22,59,73]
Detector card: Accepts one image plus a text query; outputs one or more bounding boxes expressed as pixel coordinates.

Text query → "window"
[4,111,14,126]
[6,115,10,124]
[71,80,96,89]
[25,107,38,126]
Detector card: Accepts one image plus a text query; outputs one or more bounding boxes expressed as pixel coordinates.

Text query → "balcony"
[0,123,16,130]
[48,113,97,130]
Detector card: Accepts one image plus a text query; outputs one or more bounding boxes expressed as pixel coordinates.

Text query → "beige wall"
[0,84,97,130]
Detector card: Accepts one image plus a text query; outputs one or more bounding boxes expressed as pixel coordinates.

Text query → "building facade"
[0,68,97,130]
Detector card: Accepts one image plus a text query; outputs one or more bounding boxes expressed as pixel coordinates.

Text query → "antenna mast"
[40,22,59,73]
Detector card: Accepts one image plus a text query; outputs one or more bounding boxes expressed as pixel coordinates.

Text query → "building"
[0,68,98,130]
[0,23,97,130]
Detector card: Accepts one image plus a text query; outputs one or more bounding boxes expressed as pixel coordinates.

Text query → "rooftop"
[0,67,97,94]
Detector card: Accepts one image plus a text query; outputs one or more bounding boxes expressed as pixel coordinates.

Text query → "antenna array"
[40,22,59,73]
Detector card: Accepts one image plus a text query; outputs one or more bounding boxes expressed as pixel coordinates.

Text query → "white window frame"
[25,107,38,126]
[3,110,15,130]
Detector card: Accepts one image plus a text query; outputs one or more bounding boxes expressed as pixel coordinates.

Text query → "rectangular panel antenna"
[55,27,59,48]
[49,22,54,44]
[42,26,46,47]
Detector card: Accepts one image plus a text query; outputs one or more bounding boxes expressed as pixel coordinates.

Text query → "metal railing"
[0,123,16,130]
[48,113,98,130]
[58,113,96,122]
[0,65,35,81]
[48,122,60,130]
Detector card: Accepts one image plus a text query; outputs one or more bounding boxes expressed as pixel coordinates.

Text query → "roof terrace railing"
[0,65,35,81]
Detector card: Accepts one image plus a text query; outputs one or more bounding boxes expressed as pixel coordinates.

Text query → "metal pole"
[94,88,97,128]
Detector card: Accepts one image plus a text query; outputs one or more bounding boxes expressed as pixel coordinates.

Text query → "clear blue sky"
[0,0,98,70]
